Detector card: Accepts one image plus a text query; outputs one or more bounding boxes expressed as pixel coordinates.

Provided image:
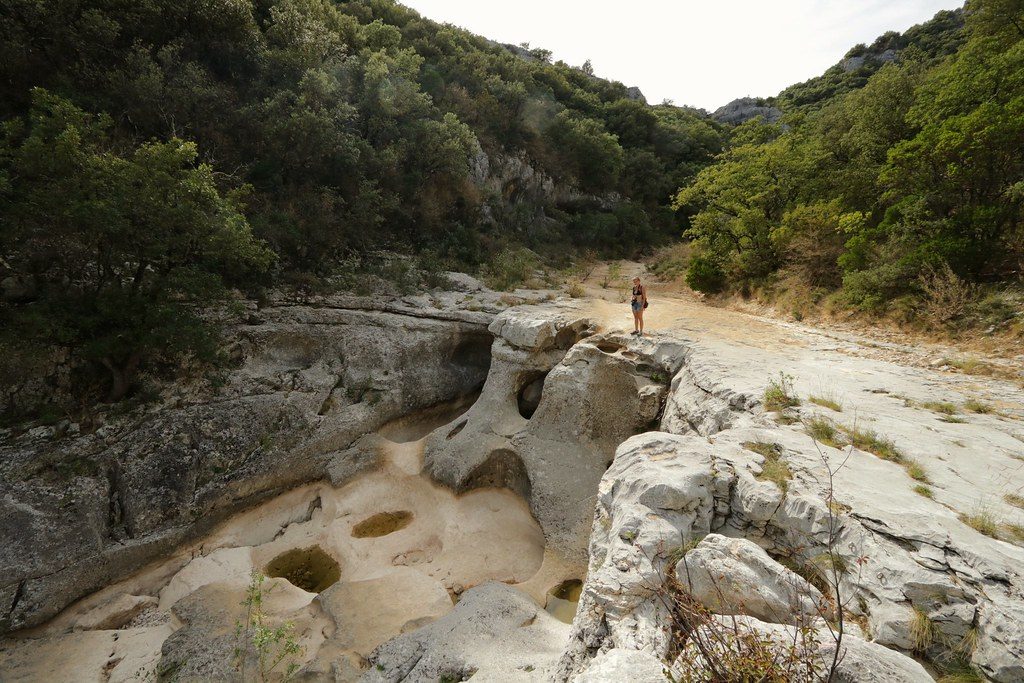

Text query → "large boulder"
[676,534,825,624]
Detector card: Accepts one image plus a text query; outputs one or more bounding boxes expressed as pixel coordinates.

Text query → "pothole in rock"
[351,510,414,538]
[265,545,340,593]
[595,341,624,354]
[517,372,547,419]
[544,579,583,624]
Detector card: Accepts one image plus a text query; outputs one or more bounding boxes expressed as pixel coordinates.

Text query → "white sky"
[400,0,964,111]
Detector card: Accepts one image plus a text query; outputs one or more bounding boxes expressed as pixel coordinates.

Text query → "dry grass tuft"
[914,484,934,499]
[960,508,999,538]
[809,393,842,412]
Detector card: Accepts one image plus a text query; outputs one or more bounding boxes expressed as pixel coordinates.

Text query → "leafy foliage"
[0,90,273,401]
[0,0,725,406]
[675,2,1024,327]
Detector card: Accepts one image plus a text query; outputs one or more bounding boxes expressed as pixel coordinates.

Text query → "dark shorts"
[631,300,643,312]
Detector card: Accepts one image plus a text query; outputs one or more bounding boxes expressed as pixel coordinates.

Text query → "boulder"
[676,534,825,624]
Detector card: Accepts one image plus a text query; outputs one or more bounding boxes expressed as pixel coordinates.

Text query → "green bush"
[685,255,726,294]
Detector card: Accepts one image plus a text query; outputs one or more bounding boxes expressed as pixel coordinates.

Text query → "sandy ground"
[579,260,1024,375]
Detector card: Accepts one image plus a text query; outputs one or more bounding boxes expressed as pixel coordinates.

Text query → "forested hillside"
[0,0,722,408]
[675,0,1023,331]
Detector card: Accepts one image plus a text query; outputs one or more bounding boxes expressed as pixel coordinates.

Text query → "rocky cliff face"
[711,97,783,125]
[2,288,1023,682]
[0,290,499,633]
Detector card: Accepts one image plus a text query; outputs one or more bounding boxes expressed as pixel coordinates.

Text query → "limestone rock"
[572,648,665,682]
[712,97,783,125]
[676,534,824,624]
[362,582,568,682]
[1,296,496,633]
[425,323,672,563]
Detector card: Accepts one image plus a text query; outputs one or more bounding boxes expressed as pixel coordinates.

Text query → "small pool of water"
[544,579,583,624]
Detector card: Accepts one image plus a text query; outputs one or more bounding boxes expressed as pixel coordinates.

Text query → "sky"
[399,0,964,111]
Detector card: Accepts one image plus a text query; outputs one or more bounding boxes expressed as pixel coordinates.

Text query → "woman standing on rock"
[630,277,648,336]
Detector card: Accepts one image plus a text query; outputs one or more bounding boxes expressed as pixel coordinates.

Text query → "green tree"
[0,90,273,401]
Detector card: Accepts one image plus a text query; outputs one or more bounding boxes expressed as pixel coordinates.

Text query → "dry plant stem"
[812,436,853,682]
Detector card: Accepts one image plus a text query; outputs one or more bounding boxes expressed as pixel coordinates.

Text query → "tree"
[0,90,273,401]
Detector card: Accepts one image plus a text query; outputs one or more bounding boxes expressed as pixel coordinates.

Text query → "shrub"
[1004,493,1024,509]
[914,485,934,498]
[685,254,726,294]
[764,373,800,412]
[483,248,539,291]
[234,572,303,681]
[917,262,978,329]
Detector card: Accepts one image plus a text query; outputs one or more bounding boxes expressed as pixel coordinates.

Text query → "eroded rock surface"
[0,293,499,632]
[3,289,1023,682]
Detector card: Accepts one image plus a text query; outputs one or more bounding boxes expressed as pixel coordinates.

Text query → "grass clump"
[1004,523,1024,542]
[845,425,904,463]
[565,280,586,298]
[910,608,936,653]
[905,461,930,483]
[763,373,799,412]
[959,508,999,538]
[1004,493,1024,509]
[963,398,992,414]
[744,441,792,494]
[937,666,984,683]
[942,356,996,377]
[921,400,958,415]
[914,484,934,498]
[805,416,844,448]
[940,415,968,424]
[809,393,842,412]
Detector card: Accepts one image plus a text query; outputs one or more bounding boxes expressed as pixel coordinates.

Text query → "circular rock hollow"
[595,340,624,354]
[265,545,341,593]
[544,579,583,624]
[517,372,547,419]
[352,510,414,538]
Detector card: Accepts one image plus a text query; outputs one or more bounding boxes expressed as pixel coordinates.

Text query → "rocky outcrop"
[424,304,675,561]
[560,415,1024,681]
[676,534,826,625]
[712,97,783,125]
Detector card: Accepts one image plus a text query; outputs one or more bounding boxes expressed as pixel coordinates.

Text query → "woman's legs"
[632,309,640,332]
[638,309,644,335]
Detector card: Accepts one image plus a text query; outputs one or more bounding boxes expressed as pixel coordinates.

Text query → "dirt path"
[577,260,1024,383]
